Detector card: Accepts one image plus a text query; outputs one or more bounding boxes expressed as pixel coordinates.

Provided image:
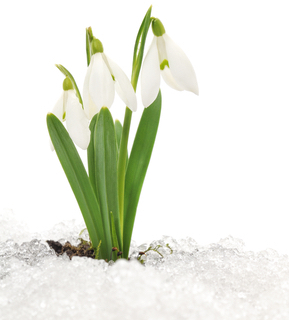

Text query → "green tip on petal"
[63,77,73,91]
[152,18,166,37]
[91,38,104,54]
[160,59,169,70]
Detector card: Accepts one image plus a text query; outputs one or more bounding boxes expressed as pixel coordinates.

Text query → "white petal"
[89,53,115,112]
[163,34,199,95]
[105,55,137,112]
[66,90,91,150]
[156,36,168,64]
[156,36,184,91]
[161,66,184,91]
[83,58,98,119]
[52,92,66,121]
[50,92,66,151]
[141,37,161,108]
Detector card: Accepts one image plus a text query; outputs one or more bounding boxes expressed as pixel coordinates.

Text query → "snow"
[1,209,289,320]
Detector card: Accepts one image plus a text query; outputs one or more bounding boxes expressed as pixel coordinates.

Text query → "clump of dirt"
[47,240,171,262]
[47,240,95,260]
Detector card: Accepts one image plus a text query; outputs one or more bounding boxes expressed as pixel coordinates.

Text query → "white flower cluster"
[51,21,198,150]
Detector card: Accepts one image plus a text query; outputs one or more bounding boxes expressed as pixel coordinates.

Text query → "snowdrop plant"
[47,7,198,261]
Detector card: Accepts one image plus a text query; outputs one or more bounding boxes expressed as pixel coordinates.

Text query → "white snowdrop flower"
[141,18,199,107]
[50,77,90,150]
[83,38,137,119]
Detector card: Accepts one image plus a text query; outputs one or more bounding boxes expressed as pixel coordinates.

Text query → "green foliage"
[47,113,107,258]
[90,107,122,251]
[117,6,152,251]
[131,5,152,90]
[86,27,93,66]
[137,243,173,264]
[123,91,162,258]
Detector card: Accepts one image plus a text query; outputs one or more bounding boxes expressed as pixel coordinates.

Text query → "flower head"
[50,77,90,150]
[141,18,199,107]
[83,38,137,119]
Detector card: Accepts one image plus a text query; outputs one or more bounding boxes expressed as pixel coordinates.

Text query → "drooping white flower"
[50,77,90,150]
[83,38,137,119]
[141,18,199,108]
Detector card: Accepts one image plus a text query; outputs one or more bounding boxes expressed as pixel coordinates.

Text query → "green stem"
[117,6,152,245]
[117,60,140,238]
[117,107,132,238]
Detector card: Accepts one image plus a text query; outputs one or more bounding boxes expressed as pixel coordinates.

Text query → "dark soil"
[46,240,124,261]
[47,240,95,259]
[47,240,171,262]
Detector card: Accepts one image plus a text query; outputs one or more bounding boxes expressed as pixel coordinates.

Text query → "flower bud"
[63,77,73,91]
[152,18,166,37]
[91,38,104,54]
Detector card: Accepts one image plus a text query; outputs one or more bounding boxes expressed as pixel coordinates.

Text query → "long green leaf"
[115,120,128,168]
[110,211,120,261]
[87,114,99,196]
[123,91,162,258]
[131,6,152,90]
[115,120,123,150]
[117,6,152,248]
[86,27,93,67]
[46,113,107,258]
[94,108,122,251]
[131,6,152,89]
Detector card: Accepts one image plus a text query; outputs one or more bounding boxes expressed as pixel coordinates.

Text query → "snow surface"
[1,209,289,320]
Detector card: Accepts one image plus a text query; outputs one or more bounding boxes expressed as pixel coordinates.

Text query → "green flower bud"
[152,18,166,37]
[91,38,104,54]
[63,77,73,91]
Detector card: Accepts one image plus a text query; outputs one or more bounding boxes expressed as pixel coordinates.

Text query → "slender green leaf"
[115,120,128,168]
[117,110,132,234]
[87,114,99,196]
[110,212,119,249]
[86,28,91,67]
[117,6,153,248]
[115,120,123,150]
[110,211,120,261]
[55,64,83,106]
[131,5,152,90]
[94,108,122,251]
[123,91,162,258]
[94,240,102,260]
[86,27,93,66]
[46,113,107,258]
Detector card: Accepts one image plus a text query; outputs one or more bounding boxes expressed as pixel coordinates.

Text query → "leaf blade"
[123,91,162,258]
[87,114,99,196]
[47,113,107,258]
[94,108,122,251]
[131,6,152,90]
[115,120,128,168]
[115,120,123,150]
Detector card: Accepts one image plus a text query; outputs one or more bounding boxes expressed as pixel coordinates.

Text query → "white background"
[1,0,289,254]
